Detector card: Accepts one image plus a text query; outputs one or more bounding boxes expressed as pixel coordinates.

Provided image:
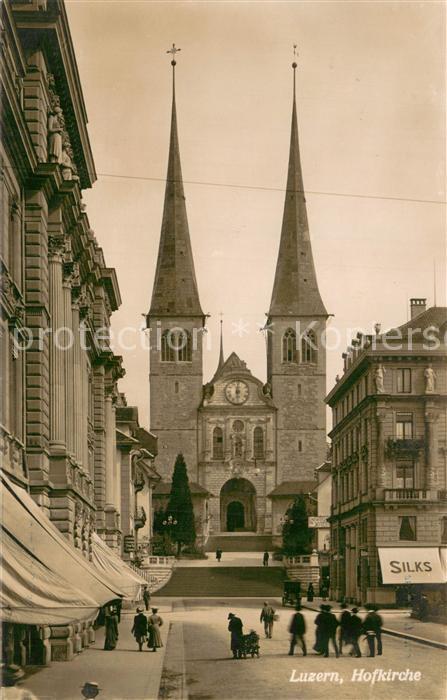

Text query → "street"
[23,599,446,700]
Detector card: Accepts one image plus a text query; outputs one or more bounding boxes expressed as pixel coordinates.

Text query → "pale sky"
[66,0,446,429]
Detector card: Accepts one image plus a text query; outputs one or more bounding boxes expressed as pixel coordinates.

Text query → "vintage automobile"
[282,580,302,607]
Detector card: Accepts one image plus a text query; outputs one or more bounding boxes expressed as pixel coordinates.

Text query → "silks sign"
[378,548,446,584]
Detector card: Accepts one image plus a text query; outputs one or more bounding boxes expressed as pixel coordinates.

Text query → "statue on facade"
[374,364,385,393]
[262,381,272,398]
[424,364,436,394]
[47,106,64,164]
[61,144,79,181]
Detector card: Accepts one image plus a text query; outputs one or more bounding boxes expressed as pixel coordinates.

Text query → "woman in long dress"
[103,605,119,650]
[147,607,163,652]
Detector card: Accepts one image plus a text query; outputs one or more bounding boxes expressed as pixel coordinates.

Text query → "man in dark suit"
[363,605,383,657]
[315,604,339,658]
[131,607,148,651]
[338,603,351,655]
[228,613,244,659]
[288,605,307,656]
[347,607,362,657]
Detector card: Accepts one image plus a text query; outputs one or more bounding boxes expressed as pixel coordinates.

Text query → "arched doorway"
[220,478,257,532]
[227,501,245,531]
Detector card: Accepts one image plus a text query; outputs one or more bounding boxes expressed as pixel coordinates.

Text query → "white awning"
[91,533,146,600]
[378,547,447,584]
[1,530,99,625]
[1,472,124,608]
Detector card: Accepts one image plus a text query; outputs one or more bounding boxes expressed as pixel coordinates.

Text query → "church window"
[282,328,297,363]
[212,427,224,460]
[253,427,264,459]
[301,330,317,363]
[232,420,244,433]
[161,329,192,362]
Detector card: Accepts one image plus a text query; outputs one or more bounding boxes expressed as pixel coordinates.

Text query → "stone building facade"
[147,61,327,541]
[1,0,140,664]
[326,299,447,605]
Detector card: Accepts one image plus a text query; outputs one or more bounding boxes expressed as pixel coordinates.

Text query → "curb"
[301,604,446,651]
[158,621,188,700]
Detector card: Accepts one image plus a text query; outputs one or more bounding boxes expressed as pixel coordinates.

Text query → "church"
[147,56,328,546]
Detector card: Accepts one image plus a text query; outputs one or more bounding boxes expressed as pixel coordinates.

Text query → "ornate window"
[282,328,297,363]
[212,427,224,460]
[161,329,192,362]
[232,420,244,433]
[234,436,243,458]
[395,459,414,489]
[301,330,317,363]
[396,413,413,439]
[253,427,264,459]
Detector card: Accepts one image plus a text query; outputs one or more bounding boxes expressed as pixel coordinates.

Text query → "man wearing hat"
[338,603,351,655]
[227,612,244,659]
[1,664,39,699]
[81,681,101,699]
[260,601,275,639]
[131,607,148,651]
[363,604,383,657]
[314,604,339,658]
[347,607,362,657]
[288,604,307,656]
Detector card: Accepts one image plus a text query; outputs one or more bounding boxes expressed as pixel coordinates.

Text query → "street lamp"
[160,514,178,556]
[162,515,178,527]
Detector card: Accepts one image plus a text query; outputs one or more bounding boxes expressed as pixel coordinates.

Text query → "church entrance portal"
[220,478,256,532]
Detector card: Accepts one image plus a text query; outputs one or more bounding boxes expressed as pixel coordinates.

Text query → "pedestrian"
[260,600,275,639]
[418,594,429,621]
[142,585,151,611]
[315,604,339,658]
[228,612,244,659]
[0,664,39,700]
[347,607,362,657]
[263,551,269,567]
[216,548,222,562]
[320,581,329,601]
[288,604,307,656]
[306,582,315,602]
[363,605,383,657]
[147,607,163,652]
[103,604,119,650]
[131,607,148,651]
[338,603,351,655]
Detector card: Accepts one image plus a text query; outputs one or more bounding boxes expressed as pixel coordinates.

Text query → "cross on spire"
[167,43,181,66]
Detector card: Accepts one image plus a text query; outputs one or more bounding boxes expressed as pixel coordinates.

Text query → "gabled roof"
[381,306,447,341]
[211,352,253,382]
[268,480,317,498]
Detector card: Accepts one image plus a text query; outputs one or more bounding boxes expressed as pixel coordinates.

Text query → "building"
[146,58,327,545]
[1,0,153,665]
[326,299,447,605]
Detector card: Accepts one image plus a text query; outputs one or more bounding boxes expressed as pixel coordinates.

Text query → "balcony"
[384,489,437,502]
[385,438,425,458]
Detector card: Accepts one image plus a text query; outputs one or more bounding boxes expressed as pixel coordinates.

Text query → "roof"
[153,481,211,497]
[381,306,447,341]
[268,69,327,318]
[268,480,317,498]
[148,69,203,318]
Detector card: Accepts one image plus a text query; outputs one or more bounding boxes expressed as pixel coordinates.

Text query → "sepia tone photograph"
[1,0,446,698]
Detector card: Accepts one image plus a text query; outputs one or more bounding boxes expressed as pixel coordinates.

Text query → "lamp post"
[161,514,178,555]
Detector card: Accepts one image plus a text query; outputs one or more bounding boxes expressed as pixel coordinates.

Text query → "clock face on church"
[225,380,249,405]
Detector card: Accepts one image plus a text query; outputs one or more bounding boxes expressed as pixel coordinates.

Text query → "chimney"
[410,298,426,320]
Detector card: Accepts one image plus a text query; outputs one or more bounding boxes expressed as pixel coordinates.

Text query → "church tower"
[147,48,205,480]
[267,61,328,483]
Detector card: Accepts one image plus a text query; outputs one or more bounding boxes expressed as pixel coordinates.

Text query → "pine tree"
[167,453,196,555]
[282,495,312,555]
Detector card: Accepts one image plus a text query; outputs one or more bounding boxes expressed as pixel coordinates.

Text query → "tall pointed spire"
[149,46,203,317]
[218,317,225,369]
[269,60,327,317]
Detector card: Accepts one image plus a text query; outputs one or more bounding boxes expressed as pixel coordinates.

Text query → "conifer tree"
[282,495,312,555]
[167,453,196,555]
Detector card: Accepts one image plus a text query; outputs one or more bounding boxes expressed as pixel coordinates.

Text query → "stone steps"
[205,534,273,552]
[157,566,285,597]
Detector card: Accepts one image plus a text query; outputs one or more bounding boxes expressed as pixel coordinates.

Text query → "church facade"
[147,58,328,540]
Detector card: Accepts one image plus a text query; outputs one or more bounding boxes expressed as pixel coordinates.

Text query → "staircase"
[156,566,285,597]
[205,534,273,553]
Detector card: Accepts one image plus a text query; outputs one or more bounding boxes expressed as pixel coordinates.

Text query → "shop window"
[399,516,416,541]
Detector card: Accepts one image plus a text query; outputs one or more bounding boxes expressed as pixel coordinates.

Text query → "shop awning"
[91,533,147,600]
[1,472,124,608]
[0,530,99,625]
[378,547,447,584]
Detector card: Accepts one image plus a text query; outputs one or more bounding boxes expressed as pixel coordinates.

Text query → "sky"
[66,0,446,429]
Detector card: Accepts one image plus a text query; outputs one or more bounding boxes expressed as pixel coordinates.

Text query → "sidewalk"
[302,597,447,649]
[24,608,172,700]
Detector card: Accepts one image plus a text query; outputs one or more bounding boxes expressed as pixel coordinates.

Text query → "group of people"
[131,607,164,652]
[228,602,384,659]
